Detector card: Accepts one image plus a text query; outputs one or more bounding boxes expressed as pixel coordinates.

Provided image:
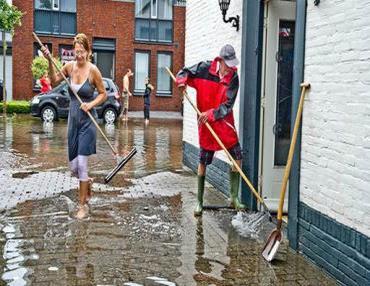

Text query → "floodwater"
[0,115,337,285]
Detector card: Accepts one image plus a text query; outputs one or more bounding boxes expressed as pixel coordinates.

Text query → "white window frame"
[156,52,172,96]
[134,51,150,93]
[52,0,59,10]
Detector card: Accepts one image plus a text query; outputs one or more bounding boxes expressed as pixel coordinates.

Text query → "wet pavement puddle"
[0,115,338,285]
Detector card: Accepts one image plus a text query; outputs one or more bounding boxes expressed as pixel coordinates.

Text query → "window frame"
[135,0,174,43]
[133,50,151,95]
[34,0,77,36]
[156,51,172,97]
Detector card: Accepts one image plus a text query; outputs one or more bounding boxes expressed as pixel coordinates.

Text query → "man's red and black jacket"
[176,58,240,151]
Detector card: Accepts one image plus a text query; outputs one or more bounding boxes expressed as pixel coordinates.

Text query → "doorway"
[260,0,296,212]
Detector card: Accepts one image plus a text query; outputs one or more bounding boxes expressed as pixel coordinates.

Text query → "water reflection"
[0,115,183,179]
[1,224,38,286]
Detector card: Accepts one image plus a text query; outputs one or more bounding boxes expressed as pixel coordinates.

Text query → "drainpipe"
[288,0,307,250]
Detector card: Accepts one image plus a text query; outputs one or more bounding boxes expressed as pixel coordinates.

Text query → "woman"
[42,33,107,219]
[143,77,154,125]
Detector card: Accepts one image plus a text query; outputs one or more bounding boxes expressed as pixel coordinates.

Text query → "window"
[134,51,150,93]
[135,0,173,43]
[93,38,116,80]
[34,0,76,36]
[157,53,172,95]
[59,45,74,65]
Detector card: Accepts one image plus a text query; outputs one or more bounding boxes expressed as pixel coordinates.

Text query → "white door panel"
[260,0,296,212]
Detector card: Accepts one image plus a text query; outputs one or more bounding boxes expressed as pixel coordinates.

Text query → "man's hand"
[198,109,215,126]
[198,112,208,125]
[178,84,186,94]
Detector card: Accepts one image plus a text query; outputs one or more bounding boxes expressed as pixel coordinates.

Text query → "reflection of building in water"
[1,223,38,285]
[143,125,156,173]
[3,119,13,150]
[155,127,170,170]
[168,121,183,170]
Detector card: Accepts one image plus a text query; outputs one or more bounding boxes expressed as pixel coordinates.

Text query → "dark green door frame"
[239,0,264,211]
[288,0,307,250]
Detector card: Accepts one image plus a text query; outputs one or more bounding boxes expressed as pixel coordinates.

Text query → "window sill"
[156,93,172,97]
[134,40,174,46]
[34,32,75,39]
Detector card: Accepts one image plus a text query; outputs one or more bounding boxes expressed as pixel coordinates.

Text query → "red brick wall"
[12,0,185,112]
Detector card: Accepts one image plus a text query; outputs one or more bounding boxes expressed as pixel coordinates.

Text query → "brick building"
[11,0,185,111]
[182,0,369,285]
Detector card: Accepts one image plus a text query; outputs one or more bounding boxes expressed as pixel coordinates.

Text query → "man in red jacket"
[176,44,245,216]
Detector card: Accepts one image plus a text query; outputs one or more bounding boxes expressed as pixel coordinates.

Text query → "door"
[260,0,296,212]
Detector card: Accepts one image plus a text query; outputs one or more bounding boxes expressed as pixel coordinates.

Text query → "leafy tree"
[0,0,22,33]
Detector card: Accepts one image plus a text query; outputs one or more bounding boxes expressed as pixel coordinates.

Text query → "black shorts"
[199,142,243,166]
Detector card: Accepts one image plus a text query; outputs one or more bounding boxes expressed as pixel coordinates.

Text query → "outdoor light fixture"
[314,0,320,5]
[218,0,239,32]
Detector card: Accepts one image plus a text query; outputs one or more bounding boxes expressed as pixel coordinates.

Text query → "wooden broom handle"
[277,83,311,221]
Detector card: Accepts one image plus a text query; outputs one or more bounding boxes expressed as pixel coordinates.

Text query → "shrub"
[0,101,30,114]
[31,56,62,80]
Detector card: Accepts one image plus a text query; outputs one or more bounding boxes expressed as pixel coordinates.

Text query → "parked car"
[30,78,122,123]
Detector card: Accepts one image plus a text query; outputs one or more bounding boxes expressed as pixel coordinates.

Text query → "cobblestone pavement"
[0,170,338,286]
[0,115,338,285]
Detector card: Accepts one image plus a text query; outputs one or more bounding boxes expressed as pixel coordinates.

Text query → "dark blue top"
[143,84,151,106]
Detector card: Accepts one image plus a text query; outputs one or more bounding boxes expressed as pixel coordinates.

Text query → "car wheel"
[103,107,117,124]
[41,105,57,122]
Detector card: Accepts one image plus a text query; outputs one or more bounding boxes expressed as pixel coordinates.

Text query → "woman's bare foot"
[75,204,89,219]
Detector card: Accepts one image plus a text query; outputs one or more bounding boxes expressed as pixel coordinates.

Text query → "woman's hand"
[41,46,51,59]
[80,102,94,113]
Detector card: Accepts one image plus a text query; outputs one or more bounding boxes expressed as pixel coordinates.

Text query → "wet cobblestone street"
[0,115,338,285]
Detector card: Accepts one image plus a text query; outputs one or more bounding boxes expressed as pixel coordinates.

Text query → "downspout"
[288,0,307,250]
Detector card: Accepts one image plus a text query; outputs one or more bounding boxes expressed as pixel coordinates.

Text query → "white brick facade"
[182,0,243,162]
[301,0,370,236]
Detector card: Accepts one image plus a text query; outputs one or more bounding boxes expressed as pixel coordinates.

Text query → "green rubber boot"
[194,175,205,216]
[230,171,246,210]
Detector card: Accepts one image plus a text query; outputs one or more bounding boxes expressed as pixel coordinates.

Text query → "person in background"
[39,71,52,93]
[121,68,134,121]
[143,77,154,125]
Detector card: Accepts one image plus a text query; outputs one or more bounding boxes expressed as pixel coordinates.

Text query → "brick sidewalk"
[0,169,338,285]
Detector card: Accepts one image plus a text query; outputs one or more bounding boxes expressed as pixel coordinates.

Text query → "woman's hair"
[73,33,92,61]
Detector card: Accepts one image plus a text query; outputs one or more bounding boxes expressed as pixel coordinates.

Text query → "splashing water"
[231,211,270,239]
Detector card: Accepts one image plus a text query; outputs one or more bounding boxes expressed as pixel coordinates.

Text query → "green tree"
[31,56,62,80]
[0,0,22,32]
[0,0,23,115]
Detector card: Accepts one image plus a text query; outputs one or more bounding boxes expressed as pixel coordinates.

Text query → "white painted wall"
[301,0,370,236]
[0,55,13,101]
[182,0,243,162]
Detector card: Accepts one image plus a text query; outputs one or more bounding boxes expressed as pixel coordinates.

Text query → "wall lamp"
[218,0,239,32]
[314,0,320,5]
